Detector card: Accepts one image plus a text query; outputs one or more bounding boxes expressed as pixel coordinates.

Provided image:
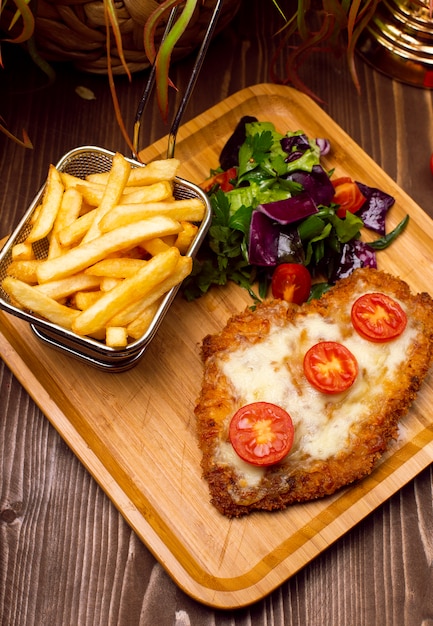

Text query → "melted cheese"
[217,293,416,486]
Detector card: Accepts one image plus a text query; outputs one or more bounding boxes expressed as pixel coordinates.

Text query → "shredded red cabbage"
[280,134,310,154]
[286,165,335,207]
[248,211,280,266]
[256,192,318,225]
[355,182,395,235]
[331,240,377,282]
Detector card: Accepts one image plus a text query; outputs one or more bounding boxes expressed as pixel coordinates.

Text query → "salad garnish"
[183,118,408,302]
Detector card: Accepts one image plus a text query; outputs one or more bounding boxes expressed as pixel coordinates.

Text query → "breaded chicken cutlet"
[195,268,433,517]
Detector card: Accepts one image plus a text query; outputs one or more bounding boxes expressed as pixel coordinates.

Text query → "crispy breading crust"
[195,268,433,517]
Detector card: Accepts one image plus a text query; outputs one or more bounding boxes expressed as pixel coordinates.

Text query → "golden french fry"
[78,179,174,207]
[58,209,96,247]
[55,187,83,230]
[60,171,101,191]
[7,260,41,283]
[11,242,35,261]
[47,233,63,259]
[140,237,171,256]
[106,326,128,348]
[2,276,80,329]
[37,217,181,284]
[85,258,147,279]
[100,277,122,292]
[72,247,180,336]
[26,165,64,243]
[81,152,131,243]
[87,158,180,187]
[75,183,109,207]
[72,290,103,310]
[175,221,199,254]
[48,187,84,258]
[119,180,173,203]
[99,198,205,232]
[125,299,162,340]
[109,255,192,327]
[35,273,101,300]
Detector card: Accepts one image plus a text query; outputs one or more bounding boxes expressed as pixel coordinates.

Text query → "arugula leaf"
[368,215,409,250]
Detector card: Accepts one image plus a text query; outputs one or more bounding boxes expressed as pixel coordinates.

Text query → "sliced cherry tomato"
[303,341,358,394]
[200,167,237,193]
[229,402,294,466]
[332,177,366,218]
[351,292,407,342]
[271,263,312,304]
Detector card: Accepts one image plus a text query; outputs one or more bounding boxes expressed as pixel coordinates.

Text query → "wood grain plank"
[2,84,433,610]
[1,0,433,622]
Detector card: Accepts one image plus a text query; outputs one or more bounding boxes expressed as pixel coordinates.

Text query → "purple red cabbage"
[286,165,335,207]
[280,133,310,154]
[355,182,395,235]
[256,192,318,225]
[277,230,305,264]
[248,211,280,266]
[330,240,377,282]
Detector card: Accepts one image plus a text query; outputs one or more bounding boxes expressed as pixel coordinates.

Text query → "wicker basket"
[28,0,239,74]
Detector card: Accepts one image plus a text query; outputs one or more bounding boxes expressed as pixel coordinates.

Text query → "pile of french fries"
[2,153,205,348]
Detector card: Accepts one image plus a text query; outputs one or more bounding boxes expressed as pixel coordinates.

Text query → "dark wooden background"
[1,1,433,624]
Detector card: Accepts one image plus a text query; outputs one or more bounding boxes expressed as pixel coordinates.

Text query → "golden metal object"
[358,0,433,88]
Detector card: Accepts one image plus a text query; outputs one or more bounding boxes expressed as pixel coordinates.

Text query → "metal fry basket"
[0,146,212,371]
[0,2,226,371]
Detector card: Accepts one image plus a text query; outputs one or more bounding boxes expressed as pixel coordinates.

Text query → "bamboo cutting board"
[2,84,433,609]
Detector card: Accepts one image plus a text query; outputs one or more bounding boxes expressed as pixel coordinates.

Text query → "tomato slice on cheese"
[303,341,358,394]
[229,402,294,466]
[351,293,407,342]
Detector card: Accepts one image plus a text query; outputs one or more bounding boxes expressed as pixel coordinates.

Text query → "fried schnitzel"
[195,268,433,517]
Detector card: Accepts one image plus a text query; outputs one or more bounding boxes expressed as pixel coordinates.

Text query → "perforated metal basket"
[0,146,212,371]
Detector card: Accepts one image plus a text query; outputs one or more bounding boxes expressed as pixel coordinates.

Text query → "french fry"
[72,247,180,336]
[106,326,128,348]
[48,187,84,258]
[85,258,147,279]
[81,152,131,243]
[60,171,104,193]
[175,221,199,254]
[119,180,173,203]
[72,290,103,310]
[140,238,172,256]
[75,183,111,207]
[99,198,205,232]
[86,158,180,187]
[26,165,64,243]
[6,259,41,283]
[37,216,182,283]
[11,242,35,261]
[47,232,63,260]
[58,209,96,247]
[78,179,173,207]
[2,276,80,329]
[100,277,122,292]
[125,299,162,339]
[3,154,205,349]
[34,273,101,300]
[109,255,192,327]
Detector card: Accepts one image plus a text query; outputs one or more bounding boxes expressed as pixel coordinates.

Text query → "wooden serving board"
[2,84,433,609]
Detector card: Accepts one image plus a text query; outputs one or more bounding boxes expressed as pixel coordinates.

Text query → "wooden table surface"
[1,1,433,624]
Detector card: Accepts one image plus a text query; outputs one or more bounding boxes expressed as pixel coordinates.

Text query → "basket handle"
[132,0,225,160]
